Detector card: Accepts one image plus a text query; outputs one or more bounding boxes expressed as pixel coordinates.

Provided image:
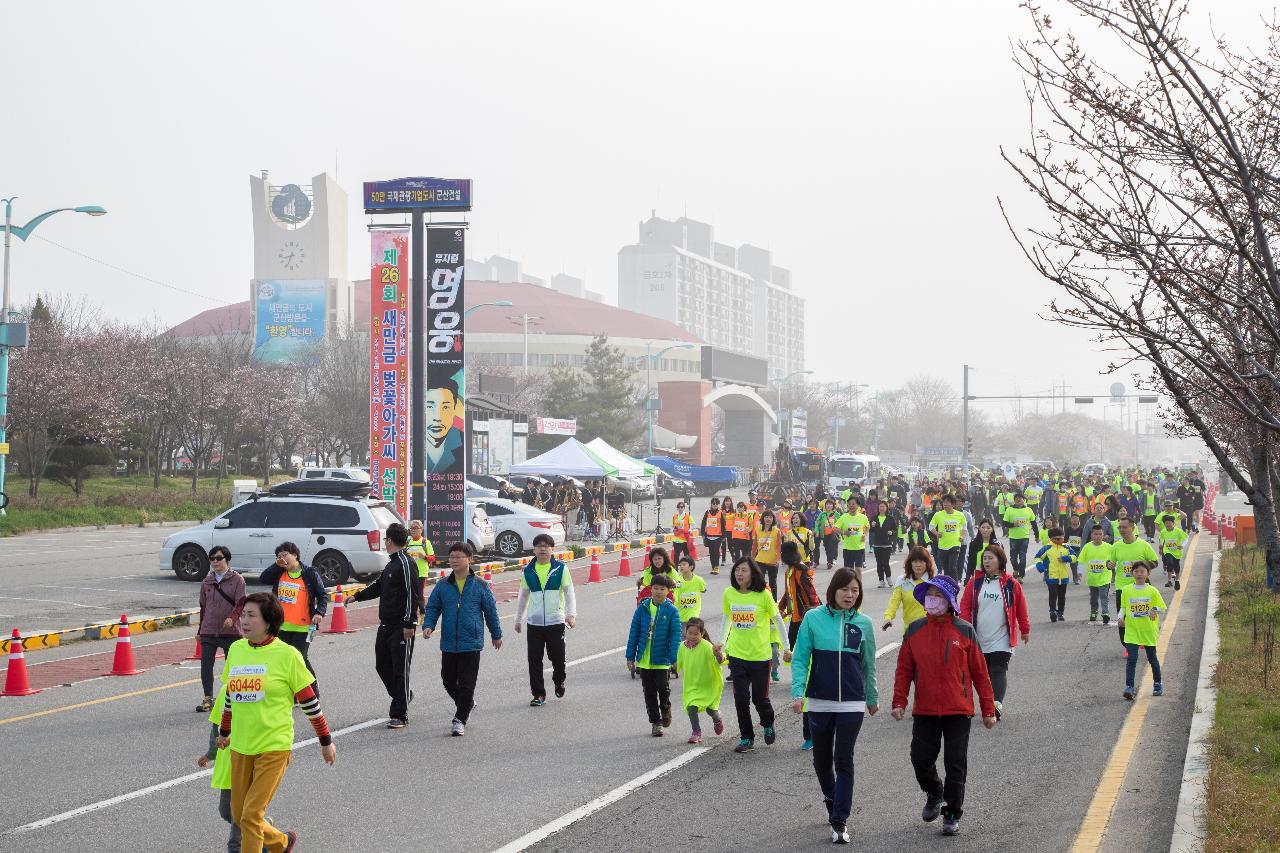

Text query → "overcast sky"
[0,0,1256,438]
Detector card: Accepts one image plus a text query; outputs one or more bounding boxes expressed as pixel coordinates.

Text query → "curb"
[1,519,202,537]
[1169,547,1222,853]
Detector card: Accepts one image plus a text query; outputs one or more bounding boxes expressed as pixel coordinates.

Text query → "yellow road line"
[1070,534,1199,851]
[0,678,201,727]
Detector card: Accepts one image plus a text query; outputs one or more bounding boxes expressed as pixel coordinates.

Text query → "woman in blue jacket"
[790,567,879,846]
[421,542,503,737]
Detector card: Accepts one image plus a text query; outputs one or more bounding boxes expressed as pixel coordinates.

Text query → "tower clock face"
[278,241,305,272]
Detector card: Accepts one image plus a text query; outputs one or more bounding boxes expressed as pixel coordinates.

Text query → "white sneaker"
[451,719,465,737]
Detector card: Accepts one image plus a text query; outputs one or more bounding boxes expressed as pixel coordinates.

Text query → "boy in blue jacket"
[421,542,503,737]
[626,573,683,736]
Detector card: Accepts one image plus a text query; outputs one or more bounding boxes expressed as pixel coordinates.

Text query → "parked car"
[473,497,565,558]
[160,479,401,586]
[296,466,371,482]
[467,501,497,555]
[610,475,656,500]
[466,479,502,499]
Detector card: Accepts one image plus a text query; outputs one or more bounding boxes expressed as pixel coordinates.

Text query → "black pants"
[374,624,414,721]
[1162,554,1180,577]
[937,548,961,581]
[199,635,236,698]
[810,711,864,827]
[823,534,840,566]
[730,539,751,563]
[910,714,972,820]
[639,667,671,725]
[277,629,319,697]
[788,621,810,740]
[759,563,779,600]
[1009,538,1029,577]
[672,541,690,563]
[727,657,773,741]
[1048,584,1067,616]
[984,651,1011,703]
[1143,516,1156,539]
[441,650,481,724]
[526,623,566,699]
[874,546,893,583]
[707,539,724,569]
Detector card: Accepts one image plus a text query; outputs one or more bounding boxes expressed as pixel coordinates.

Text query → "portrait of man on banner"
[425,375,465,474]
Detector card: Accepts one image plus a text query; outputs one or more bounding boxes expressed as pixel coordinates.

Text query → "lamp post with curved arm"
[0,198,108,514]
[463,299,512,318]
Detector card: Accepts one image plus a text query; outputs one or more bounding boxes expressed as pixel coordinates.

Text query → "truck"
[826,453,882,494]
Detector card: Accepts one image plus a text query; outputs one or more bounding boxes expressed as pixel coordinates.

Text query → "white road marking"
[32,585,185,597]
[0,595,107,609]
[544,645,626,673]
[491,747,711,853]
[8,716,388,834]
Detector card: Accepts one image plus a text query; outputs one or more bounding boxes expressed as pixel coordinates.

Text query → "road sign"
[922,446,962,458]
[1109,382,1125,401]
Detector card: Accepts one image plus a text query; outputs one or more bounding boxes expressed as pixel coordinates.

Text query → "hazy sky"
[0,0,1257,434]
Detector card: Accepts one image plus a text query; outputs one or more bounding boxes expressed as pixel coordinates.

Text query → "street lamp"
[508,313,544,376]
[774,368,814,435]
[1,198,108,515]
[645,340,696,457]
[463,299,512,318]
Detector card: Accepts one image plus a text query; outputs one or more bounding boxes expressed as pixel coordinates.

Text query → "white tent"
[585,438,654,478]
[508,438,619,478]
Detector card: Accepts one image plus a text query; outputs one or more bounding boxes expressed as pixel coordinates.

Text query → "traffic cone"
[618,545,632,578]
[645,544,652,564]
[324,586,354,634]
[186,637,202,660]
[587,553,602,584]
[109,615,144,676]
[483,567,493,582]
[2,629,41,696]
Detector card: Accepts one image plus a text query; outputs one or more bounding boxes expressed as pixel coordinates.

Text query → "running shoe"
[1103,614,1110,625]
[283,831,299,853]
[651,724,664,737]
[387,717,407,729]
[763,726,777,745]
[1050,612,1058,623]
[711,568,720,575]
[922,795,945,822]
[1089,612,1097,622]
[687,731,702,744]
[831,823,850,844]
[771,667,780,682]
[1123,686,1135,700]
[942,816,961,836]
[1153,682,1163,696]
[801,738,813,751]
[661,708,672,728]
[734,738,755,753]
[530,696,546,707]
[994,700,1003,720]
[555,683,566,698]
[451,719,465,737]
[1165,579,1172,588]
[196,696,214,713]
[1175,579,1181,591]
[712,716,725,736]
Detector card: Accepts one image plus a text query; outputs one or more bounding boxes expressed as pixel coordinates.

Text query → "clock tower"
[249,172,352,361]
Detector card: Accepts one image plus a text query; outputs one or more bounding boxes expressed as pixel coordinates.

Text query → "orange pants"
[231,749,292,853]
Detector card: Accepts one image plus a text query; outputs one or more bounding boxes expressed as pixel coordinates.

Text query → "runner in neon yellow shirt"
[1077,524,1114,624]
[716,558,790,753]
[1118,561,1166,699]
[1110,518,1159,650]
[1158,515,1188,591]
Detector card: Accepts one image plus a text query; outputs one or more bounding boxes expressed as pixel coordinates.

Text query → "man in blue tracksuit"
[421,542,503,737]
[625,573,683,736]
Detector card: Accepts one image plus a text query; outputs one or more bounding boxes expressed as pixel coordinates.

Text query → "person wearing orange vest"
[1056,492,1070,525]
[700,497,727,576]
[260,541,329,697]
[1072,490,1089,519]
[777,500,795,537]
[671,501,694,564]
[729,501,754,564]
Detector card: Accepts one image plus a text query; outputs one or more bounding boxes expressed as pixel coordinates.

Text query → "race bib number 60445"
[730,604,757,630]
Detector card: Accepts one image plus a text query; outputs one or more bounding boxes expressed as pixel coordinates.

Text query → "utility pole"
[962,364,970,473]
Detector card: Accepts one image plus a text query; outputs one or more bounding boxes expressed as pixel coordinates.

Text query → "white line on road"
[490,747,711,853]
[8,716,388,834]
[31,584,185,597]
[0,595,107,609]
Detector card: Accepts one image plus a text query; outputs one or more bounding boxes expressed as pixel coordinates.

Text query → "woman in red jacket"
[890,575,997,838]
[958,545,1030,717]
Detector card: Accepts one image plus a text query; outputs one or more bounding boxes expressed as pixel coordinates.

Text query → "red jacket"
[892,614,996,718]
[958,572,1030,651]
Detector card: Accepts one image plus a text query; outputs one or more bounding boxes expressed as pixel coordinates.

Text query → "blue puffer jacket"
[625,598,683,667]
[422,571,502,653]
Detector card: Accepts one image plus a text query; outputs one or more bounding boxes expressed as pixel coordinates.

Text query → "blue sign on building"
[253,279,326,364]
[363,178,473,212]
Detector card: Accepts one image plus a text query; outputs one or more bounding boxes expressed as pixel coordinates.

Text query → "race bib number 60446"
[228,664,267,703]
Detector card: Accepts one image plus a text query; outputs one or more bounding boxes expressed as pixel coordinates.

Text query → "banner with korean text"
[370,229,410,520]
[424,227,467,549]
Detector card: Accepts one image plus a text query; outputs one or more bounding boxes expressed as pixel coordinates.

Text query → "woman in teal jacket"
[790,567,879,846]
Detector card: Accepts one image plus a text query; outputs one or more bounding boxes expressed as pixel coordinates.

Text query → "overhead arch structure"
[701,383,776,468]
[701,384,778,424]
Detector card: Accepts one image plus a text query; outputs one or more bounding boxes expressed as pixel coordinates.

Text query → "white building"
[617,214,805,380]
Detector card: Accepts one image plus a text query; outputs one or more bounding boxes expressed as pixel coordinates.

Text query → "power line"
[34,235,234,306]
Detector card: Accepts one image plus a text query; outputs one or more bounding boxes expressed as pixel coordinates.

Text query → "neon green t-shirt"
[1159,526,1189,559]
[1111,538,1159,589]
[1003,507,1036,540]
[836,512,868,550]
[407,536,435,578]
[675,573,707,621]
[222,636,315,755]
[722,587,779,662]
[676,637,724,712]
[1120,583,1166,646]
[1078,541,1114,587]
[930,510,966,550]
[208,687,231,790]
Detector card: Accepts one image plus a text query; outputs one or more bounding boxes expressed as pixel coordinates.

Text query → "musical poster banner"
[425,227,467,548]
[369,229,410,520]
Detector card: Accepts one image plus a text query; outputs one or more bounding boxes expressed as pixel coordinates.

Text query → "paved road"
[0,531,1213,852]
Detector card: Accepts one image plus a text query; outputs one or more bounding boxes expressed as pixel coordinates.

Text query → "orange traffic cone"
[186,637,202,660]
[645,544,652,563]
[483,567,493,582]
[587,553,602,583]
[2,630,41,696]
[109,615,144,676]
[325,586,354,634]
[618,545,632,578]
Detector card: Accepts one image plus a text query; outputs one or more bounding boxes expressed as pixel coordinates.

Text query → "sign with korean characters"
[424,227,468,549]
[370,229,410,520]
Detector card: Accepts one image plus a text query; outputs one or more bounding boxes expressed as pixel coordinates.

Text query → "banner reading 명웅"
[370,229,410,520]
[424,227,467,549]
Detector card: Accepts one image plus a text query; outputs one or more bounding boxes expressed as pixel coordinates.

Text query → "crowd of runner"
[192,464,1206,849]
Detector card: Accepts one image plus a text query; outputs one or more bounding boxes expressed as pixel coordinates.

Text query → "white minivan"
[1083,462,1109,476]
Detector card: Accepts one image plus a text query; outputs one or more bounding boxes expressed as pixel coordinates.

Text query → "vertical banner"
[370,229,410,520]
[425,227,467,549]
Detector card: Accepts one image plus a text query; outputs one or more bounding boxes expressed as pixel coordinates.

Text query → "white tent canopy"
[584,438,654,478]
[508,438,618,478]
